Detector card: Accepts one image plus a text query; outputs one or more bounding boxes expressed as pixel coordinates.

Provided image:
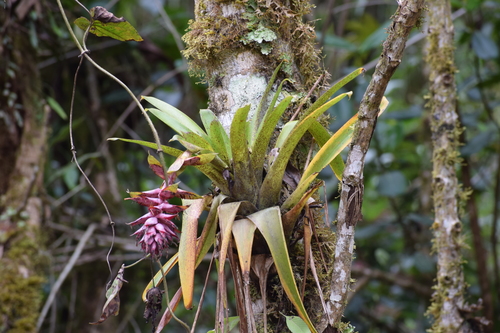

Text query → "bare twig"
[326,0,425,327]
[37,223,97,330]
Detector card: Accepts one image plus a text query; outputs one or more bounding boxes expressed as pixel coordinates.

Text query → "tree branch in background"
[425,0,487,331]
[325,0,425,328]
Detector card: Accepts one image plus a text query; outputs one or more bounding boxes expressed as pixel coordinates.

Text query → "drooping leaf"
[232,218,257,274]
[217,202,241,275]
[74,6,143,42]
[179,198,207,309]
[174,131,213,152]
[247,207,317,333]
[143,96,207,139]
[90,264,127,324]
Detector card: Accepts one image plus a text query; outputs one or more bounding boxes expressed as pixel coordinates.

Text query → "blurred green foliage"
[37,0,499,332]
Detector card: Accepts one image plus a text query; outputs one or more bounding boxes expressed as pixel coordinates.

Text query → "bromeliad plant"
[111,67,388,332]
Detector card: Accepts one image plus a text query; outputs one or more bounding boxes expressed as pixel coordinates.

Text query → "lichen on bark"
[424,0,478,332]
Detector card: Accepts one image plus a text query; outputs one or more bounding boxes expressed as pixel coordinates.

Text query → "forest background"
[0,0,499,332]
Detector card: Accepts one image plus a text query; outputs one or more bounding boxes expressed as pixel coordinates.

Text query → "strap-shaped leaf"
[232,218,256,274]
[259,92,352,208]
[142,195,228,302]
[109,137,227,191]
[108,137,183,157]
[249,63,283,145]
[300,96,390,189]
[307,122,345,180]
[142,253,179,301]
[173,132,213,152]
[179,198,207,309]
[301,68,364,119]
[251,95,293,181]
[275,120,298,149]
[247,207,317,333]
[143,95,207,138]
[230,105,256,200]
[217,202,241,275]
[200,109,231,163]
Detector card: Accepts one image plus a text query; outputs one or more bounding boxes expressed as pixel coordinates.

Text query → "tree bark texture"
[0,1,49,331]
[425,0,479,332]
[326,0,425,329]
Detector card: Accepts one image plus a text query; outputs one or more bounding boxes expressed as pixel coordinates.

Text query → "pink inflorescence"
[126,182,188,258]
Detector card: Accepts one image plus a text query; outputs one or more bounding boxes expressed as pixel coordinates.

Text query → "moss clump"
[0,227,46,332]
[182,0,327,91]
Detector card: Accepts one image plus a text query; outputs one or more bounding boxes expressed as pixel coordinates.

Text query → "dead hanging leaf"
[74,6,143,42]
[90,264,128,325]
[91,6,126,23]
[144,287,164,332]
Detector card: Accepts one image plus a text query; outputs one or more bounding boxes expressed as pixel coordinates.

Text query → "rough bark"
[326,0,425,329]
[0,1,49,331]
[425,0,480,332]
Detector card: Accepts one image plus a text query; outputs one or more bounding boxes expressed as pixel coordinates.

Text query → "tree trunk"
[425,0,479,331]
[183,0,331,331]
[0,1,49,331]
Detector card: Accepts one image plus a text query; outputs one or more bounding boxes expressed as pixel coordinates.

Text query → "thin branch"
[36,223,97,330]
[326,0,425,327]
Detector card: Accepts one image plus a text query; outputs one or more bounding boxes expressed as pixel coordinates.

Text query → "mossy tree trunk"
[0,1,49,331]
[183,0,333,331]
[425,0,481,332]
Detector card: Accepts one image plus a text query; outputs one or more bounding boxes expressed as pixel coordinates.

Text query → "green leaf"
[74,15,143,42]
[249,63,283,145]
[247,207,317,333]
[306,96,389,182]
[259,92,352,208]
[230,105,255,200]
[251,95,293,181]
[275,120,298,149]
[173,132,213,152]
[143,96,207,138]
[47,97,67,120]
[209,119,232,164]
[109,138,229,192]
[107,137,183,157]
[308,122,345,180]
[179,198,206,309]
[284,315,312,333]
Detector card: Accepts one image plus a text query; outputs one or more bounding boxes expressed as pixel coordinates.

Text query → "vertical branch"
[326,0,425,327]
[425,0,478,331]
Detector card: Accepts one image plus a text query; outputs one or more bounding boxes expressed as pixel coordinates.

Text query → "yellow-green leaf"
[247,207,317,333]
[179,198,206,309]
[74,15,143,42]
